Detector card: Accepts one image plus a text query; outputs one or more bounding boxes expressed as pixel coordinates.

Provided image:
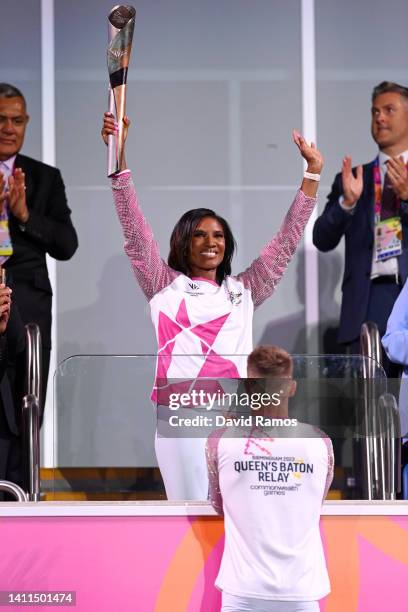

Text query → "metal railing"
[22,324,42,502]
[360,322,382,379]
[25,323,42,402]
[0,480,28,502]
[377,393,401,500]
[360,321,400,499]
[0,323,41,504]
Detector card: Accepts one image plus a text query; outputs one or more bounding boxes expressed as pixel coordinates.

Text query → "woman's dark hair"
[168,208,236,284]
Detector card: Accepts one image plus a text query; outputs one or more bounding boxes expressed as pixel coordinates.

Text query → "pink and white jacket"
[111,171,316,398]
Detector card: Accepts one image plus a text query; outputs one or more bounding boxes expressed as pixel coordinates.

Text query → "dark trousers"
[0,406,22,501]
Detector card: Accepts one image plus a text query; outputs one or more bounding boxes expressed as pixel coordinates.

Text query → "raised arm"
[237,131,322,308]
[103,113,178,301]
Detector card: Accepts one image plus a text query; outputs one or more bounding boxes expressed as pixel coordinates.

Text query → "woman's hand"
[101,112,131,145]
[292,130,323,174]
[292,130,323,198]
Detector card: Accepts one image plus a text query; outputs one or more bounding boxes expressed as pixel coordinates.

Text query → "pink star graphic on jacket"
[154,299,240,402]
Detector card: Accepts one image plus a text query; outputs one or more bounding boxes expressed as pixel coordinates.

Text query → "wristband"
[304,171,320,181]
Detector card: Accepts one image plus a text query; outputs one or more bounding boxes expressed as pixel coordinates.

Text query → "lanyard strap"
[373,156,408,223]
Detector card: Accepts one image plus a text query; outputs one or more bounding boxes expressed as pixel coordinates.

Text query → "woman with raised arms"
[102,113,323,500]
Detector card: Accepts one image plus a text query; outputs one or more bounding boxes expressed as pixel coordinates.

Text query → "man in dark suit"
[0,83,78,419]
[313,82,408,374]
[0,277,26,499]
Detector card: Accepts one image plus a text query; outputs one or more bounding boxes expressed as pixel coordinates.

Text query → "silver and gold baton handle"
[107,5,136,176]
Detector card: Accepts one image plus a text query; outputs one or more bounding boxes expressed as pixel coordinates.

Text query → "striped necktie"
[0,162,13,263]
[381,172,399,220]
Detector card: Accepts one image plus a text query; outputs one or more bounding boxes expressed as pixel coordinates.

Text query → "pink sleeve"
[111,171,179,301]
[206,432,224,515]
[236,190,316,308]
[322,436,334,501]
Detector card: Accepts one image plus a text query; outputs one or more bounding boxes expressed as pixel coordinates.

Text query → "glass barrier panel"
[51,355,163,501]
[49,354,400,503]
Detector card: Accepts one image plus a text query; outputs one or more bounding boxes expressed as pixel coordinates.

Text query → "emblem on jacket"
[185,281,203,296]
[228,290,242,305]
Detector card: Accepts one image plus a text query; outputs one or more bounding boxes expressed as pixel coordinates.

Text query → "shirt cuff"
[338,195,357,213]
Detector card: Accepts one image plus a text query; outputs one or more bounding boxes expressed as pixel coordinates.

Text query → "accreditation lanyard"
[372,156,408,222]
[373,157,404,262]
[0,159,14,258]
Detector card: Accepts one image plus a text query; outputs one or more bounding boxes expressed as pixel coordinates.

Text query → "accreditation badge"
[374,216,402,262]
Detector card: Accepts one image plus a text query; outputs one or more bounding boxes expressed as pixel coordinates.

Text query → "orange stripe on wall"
[155,517,224,612]
[322,517,360,612]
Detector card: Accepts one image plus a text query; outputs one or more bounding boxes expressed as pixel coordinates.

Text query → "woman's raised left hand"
[292,130,323,174]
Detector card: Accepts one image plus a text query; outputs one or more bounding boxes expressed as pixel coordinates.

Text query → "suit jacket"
[3,154,78,349]
[313,160,408,344]
[0,300,26,436]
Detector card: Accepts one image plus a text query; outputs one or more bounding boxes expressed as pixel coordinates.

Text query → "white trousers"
[154,432,208,500]
[221,593,320,612]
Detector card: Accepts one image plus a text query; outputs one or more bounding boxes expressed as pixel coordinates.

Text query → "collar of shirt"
[378,149,408,180]
[0,155,16,179]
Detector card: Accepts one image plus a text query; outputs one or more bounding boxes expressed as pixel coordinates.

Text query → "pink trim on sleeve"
[236,189,316,308]
[206,430,224,515]
[111,171,179,301]
[312,426,334,501]
[321,436,334,501]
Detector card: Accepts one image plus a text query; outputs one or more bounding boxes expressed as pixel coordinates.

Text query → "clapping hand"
[386,156,408,201]
[0,170,29,221]
[341,156,363,208]
[8,168,29,223]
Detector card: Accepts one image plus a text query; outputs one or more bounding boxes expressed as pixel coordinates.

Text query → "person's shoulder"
[17,154,62,176]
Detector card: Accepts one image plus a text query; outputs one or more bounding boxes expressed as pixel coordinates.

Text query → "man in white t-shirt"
[206,345,334,612]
